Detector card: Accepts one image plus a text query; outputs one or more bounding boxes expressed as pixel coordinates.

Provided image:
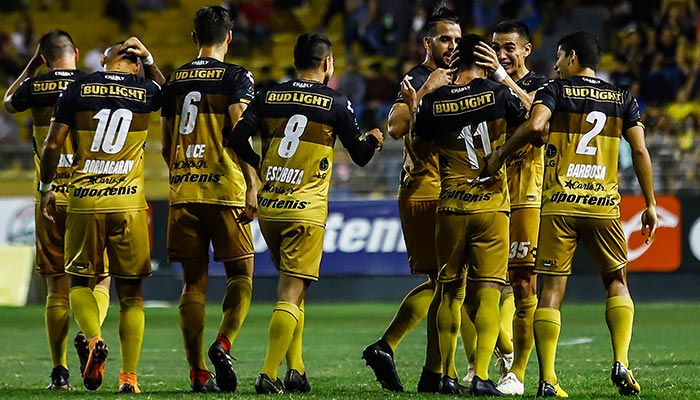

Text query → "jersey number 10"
[91,108,133,154]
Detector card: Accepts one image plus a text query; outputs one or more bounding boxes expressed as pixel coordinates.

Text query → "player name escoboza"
[433,92,495,115]
[265,91,333,110]
[80,83,146,102]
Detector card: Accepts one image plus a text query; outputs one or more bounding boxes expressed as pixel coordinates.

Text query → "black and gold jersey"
[534,75,643,218]
[161,57,255,206]
[394,64,441,201]
[11,69,87,204]
[229,79,378,226]
[52,71,161,213]
[415,78,527,214]
[507,71,549,208]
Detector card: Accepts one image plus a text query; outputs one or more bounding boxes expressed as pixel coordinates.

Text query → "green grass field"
[0,302,698,399]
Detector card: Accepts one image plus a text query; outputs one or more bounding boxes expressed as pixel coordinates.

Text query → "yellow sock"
[423,286,442,373]
[474,287,501,380]
[459,305,476,366]
[119,297,144,374]
[69,286,102,339]
[45,294,69,368]
[511,295,538,381]
[218,275,252,346]
[534,307,561,384]
[382,279,434,351]
[497,292,515,355]
[179,292,207,370]
[605,296,634,367]
[261,302,300,380]
[286,300,305,373]
[437,284,465,379]
[92,284,110,326]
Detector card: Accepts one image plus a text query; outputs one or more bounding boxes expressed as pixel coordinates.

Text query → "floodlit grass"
[0,302,698,399]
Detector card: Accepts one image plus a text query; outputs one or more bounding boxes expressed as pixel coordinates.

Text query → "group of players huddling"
[3,3,656,397]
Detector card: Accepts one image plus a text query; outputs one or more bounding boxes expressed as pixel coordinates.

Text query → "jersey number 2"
[91,108,133,154]
[576,111,606,155]
[278,114,308,158]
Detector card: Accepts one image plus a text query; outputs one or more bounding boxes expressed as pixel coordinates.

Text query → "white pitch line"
[559,337,593,346]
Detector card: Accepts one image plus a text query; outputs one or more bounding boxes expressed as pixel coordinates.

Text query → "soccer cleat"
[255,373,285,394]
[496,372,524,395]
[361,340,404,392]
[118,372,141,394]
[471,375,505,397]
[417,368,441,393]
[611,361,641,396]
[83,336,108,391]
[462,362,476,383]
[208,340,237,392]
[47,365,69,390]
[536,380,569,397]
[73,331,89,377]
[495,351,514,382]
[190,368,220,393]
[284,369,311,393]
[438,376,469,395]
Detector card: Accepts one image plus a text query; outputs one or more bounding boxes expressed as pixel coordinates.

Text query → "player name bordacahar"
[80,83,146,102]
[265,91,333,110]
[171,68,225,82]
[433,92,495,115]
[563,86,623,103]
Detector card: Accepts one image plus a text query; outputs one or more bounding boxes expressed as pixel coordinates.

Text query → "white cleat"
[462,363,476,383]
[497,372,524,396]
[496,352,514,382]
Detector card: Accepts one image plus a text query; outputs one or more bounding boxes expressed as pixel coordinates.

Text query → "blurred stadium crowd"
[0,0,698,196]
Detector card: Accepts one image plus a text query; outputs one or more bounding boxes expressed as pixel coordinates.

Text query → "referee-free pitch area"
[0,302,698,399]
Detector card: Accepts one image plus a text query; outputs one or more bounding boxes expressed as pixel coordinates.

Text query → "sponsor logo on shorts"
[70,262,89,270]
[73,185,138,198]
[563,180,605,191]
[550,191,616,206]
[539,258,557,268]
[257,196,308,209]
[440,189,492,202]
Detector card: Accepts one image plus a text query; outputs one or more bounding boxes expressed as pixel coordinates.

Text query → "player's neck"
[197,45,227,62]
[511,67,529,82]
[567,67,596,79]
[297,70,324,84]
[50,57,77,71]
[422,57,437,70]
[454,67,485,84]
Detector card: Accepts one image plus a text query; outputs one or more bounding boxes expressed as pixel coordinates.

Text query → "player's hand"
[422,68,452,94]
[400,75,418,112]
[119,37,151,60]
[476,151,503,185]
[40,190,56,223]
[238,187,258,224]
[641,204,658,245]
[474,41,501,75]
[367,128,384,150]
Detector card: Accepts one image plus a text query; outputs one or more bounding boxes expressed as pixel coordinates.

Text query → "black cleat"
[208,340,237,392]
[255,373,285,394]
[83,336,108,391]
[611,361,641,396]
[361,340,404,392]
[284,369,311,393]
[190,368,220,393]
[417,368,441,393]
[438,376,469,395]
[47,365,69,390]
[536,380,568,397]
[73,331,89,377]
[470,376,505,397]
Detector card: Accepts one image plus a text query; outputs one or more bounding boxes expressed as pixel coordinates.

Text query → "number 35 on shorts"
[509,241,531,259]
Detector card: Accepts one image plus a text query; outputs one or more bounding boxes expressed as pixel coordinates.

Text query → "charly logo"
[6,204,34,245]
[622,205,679,262]
[546,144,557,158]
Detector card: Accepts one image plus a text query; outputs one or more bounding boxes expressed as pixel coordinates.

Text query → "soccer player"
[473,20,550,395]
[480,31,657,397]
[39,37,164,393]
[228,32,383,394]
[361,6,460,393]
[160,6,257,393]
[403,33,527,396]
[2,30,111,390]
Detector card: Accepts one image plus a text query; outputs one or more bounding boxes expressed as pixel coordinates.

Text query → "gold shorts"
[35,204,66,275]
[399,198,438,275]
[535,215,627,276]
[167,204,254,263]
[509,207,540,269]
[65,210,151,279]
[435,211,509,284]
[259,219,324,281]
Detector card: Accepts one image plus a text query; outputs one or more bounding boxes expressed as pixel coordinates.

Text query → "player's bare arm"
[227,102,258,224]
[3,45,43,113]
[39,121,70,222]
[387,103,410,140]
[120,36,165,85]
[624,124,658,243]
[160,116,174,164]
[473,42,533,108]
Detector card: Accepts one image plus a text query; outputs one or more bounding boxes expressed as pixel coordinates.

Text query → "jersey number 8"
[278,114,308,158]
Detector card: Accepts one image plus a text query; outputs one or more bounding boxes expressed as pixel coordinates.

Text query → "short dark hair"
[454,34,485,69]
[493,20,530,43]
[39,30,75,64]
[194,6,233,46]
[424,5,460,37]
[293,33,332,71]
[557,31,601,70]
[110,41,139,64]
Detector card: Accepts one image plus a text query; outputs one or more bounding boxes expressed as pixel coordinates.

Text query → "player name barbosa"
[80,159,135,175]
[565,163,607,180]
